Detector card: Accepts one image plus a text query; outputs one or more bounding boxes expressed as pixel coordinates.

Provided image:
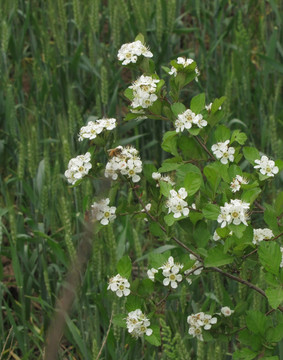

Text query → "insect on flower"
[107,146,123,157]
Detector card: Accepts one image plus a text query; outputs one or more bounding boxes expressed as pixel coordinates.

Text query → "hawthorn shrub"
[64,35,283,359]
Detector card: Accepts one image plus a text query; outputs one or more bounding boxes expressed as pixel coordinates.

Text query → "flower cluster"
[221,307,234,317]
[169,57,200,80]
[252,228,274,245]
[64,152,92,185]
[126,309,153,338]
[159,256,183,288]
[230,175,249,193]
[166,188,189,218]
[129,75,160,109]
[184,254,203,284]
[117,40,153,65]
[187,312,217,341]
[78,118,116,141]
[152,172,175,187]
[105,145,142,183]
[107,274,130,297]
[211,140,235,164]
[217,199,250,228]
[174,109,207,133]
[91,198,116,225]
[254,155,279,177]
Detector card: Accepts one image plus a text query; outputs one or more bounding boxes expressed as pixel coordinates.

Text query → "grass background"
[0,0,283,358]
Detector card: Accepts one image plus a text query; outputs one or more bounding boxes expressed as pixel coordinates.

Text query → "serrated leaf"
[266,323,283,342]
[159,181,172,197]
[148,252,168,268]
[171,102,186,116]
[203,163,221,193]
[258,242,281,275]
[231,130,248,145]
[164,213,176,226]
[241,187,261,204]
[135,33,145,44]
[117,255,132,278]
[202,203,220,220]
[266,287,283,309]
[149,223,164,237]
[125,295,142,312]
[214,125,230,142]
[176,163,201,182]
[190,93,205,114]
[204,245,233,267]
[246,310,266,335]
[184,172,202,196]
[243,147,260,164]
[211,96,226,114]
[124,88,134,101]
[232,348,259,360]
[145,324,161,346]
[161,131,178,156]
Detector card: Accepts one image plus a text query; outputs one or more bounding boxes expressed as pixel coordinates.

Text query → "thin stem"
[194,136,215,160]
[156,290,171,307]
[95,310,114,360]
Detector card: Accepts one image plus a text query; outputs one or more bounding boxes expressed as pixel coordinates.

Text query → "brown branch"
[156,290,171,307]
[194,136,215,160]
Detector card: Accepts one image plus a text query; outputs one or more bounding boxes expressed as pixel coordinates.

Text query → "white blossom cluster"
[217,199,250,228]
[187,312,217,341]
[126,309,153,338]
[107,274,130,297]
[184,254,203,284]
[117,40,153,65]
[230,175,249,193]
[169,57,200,80]
[105,145,142,183]
[78,118,116,141]
[254,155,279,177]
[174,109,207,133]
[64,152,92,185]
[221,306,234,317]
[91,198,116,225]
[280,247,283,268]
[166,188,189,218]
[159,256,183,288]
[129,75,160,109]
[252,228,274,245]
[211,140,235,164]
[152,172,175,187]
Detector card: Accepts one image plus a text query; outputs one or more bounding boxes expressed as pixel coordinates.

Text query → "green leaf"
[124,88,134,101]
[211,96,226,114]
[243,147,260,164]
[138,279,154,296]
[162,131,178,156]
[148,252,168,269]
[158,157,182,172]
[135,33,145,44]
[184,172,202,196]
[266,287,283,309]
[204,245,234,267]
[164,213,176,226]
[190,93,205,114]
[258,242,281,275]
[159,181,172,197]
[178,136,207,160]
[171,102,186,116]
[149,223,164,238]
[275,192,283,216]
[214,125,230,142]
[176,163,201,182]
[231,130,248,145]
[264,205,279,233]
[241,187,261,204]
[228,165,243,179]
[112,314,127,328]
[203,163,221,193]
[125,295,142,312]
[233,348,259,360]
[145,324,161,346]
[266,323,283,342]
[117,255,132,279]
[202,203,220,220]
[246,310,267,336]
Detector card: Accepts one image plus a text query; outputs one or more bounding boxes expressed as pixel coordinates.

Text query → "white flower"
[230,175,249,193]
[91,198,116,225]
[126,309,153,338]
[187,312,217,341]
[217,199,250,228]
[107,274,130,297]
[159,256,183,289]
[105,146,142,183]
[147,268,158,281]
[64,152,92,185]
[175,109,207,133]
[252,228,274,245]
[254,155,279,177]
[78,118,116,141]
[166,188,189,218]
[211,140,235,164]
[152,172,161,180]
[213,230,221,241]
[129,75,160,109]
[221,306,234,317]
[118,40,153,65]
